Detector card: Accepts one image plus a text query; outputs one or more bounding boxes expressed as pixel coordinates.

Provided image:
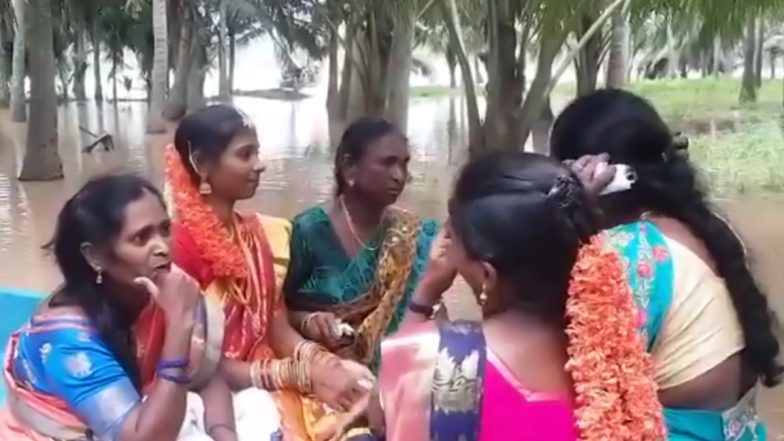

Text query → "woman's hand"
[310,357,374,412]
[416,228,457,305]
[135,266,201,324]
[301,312,342,349]
[564,154,615,199]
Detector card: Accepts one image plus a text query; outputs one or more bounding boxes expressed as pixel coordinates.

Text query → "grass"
[555,78,784,195]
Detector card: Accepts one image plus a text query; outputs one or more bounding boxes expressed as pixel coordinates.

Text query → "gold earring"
[478,283,488,308]
[198,177,212,195]
[95,268,103,285]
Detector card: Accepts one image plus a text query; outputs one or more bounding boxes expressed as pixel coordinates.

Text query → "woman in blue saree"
[284,118,437,368]
[0,174,238,441]
[551,89,782,440]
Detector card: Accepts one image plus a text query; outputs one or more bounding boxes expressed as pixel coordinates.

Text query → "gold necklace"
[339,196,379,251]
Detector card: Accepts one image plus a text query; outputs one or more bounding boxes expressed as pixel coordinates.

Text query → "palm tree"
[19,0,63,181]
[10,0,26,121]
[147,0,168,133]
[0,0,12,107]
[740,16,758,103]
[606,7,629,88]
[218,0,230,99]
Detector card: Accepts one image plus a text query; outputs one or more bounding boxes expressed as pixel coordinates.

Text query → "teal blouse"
[283,206,438,337]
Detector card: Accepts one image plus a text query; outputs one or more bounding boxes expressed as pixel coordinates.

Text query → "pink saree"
[379,321,577,441]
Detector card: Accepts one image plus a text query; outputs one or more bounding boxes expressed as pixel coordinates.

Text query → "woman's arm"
[198,369,238,441]
[117,319,195,441]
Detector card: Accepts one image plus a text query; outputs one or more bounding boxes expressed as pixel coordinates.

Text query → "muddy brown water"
[1,99,782,435]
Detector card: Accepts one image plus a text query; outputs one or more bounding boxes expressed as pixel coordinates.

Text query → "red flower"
[652,246,669,263]
[637,260,653,279]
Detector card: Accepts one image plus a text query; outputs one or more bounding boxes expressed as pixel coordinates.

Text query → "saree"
[378,321,577,441]
[284,206,438,367]
[174,213,344,441]
[0,296,223,440]
[606,221,765,441]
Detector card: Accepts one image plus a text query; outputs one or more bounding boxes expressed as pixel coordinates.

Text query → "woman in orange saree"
[166,105,374,441]
[0,174,233,441]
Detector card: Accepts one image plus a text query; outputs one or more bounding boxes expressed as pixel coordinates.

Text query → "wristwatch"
[408,301,436,317]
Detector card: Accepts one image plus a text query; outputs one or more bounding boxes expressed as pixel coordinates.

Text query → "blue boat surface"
[0,287,44,403]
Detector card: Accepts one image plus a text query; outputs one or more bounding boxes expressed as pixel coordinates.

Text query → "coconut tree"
[163,0,193,120]
[606,7,630,88]
[740,16,758,103]
[217,0,230,99]
[147,0,168,132]
[10,0,26,121]
[0,0,12,107]
[19,0,63,181]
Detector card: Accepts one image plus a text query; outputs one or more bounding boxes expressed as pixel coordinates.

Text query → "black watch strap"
[408,301,435,317]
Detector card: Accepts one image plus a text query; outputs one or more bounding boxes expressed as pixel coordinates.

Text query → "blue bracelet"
[157,371,190,385]
[156,358,190,371]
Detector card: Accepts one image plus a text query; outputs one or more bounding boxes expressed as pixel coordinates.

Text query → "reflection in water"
[0,99,782,430]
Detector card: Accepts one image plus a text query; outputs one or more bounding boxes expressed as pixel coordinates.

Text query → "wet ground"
[0,98,782,435]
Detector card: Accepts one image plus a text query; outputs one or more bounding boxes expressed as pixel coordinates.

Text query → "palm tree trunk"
[385,9,415,133]
[217,0,230,100]
[164,0,192,120]
[19,0,63,181]
[72,19,87,101]
[0,30,10,107]
[229,31,236,91]
[10,0,27,122]
[666,24,678,78]
[754,19,763,88]
[606,8,628,89]
[186,42,206,112]
[91,20,103,101]
[712,36,722,77]
[147,0,169,133]
[740,17,757,104]
[441,0,482,153]
[770,51,776,79]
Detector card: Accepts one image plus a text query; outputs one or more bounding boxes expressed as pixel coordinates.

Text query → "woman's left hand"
[310,356,374,412]
[301,312,342,349]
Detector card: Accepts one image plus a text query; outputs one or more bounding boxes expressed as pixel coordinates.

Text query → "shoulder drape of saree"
[378,322,440,441]
[1,295,223,440]
[2,335,87,440]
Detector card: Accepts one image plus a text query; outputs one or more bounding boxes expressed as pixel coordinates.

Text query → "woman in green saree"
[284,117,438,369]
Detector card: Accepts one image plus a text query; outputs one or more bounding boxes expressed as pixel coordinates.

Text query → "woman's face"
[347,133,409,206]
[205,127,264,201]
[87,190,172,287]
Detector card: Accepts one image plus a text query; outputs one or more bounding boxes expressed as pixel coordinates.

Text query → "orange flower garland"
[565,236,666,441]
[164,144,248,280]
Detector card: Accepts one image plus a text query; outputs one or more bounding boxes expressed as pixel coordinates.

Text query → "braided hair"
[551,89,782,387]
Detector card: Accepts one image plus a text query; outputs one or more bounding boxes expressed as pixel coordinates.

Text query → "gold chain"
[339,196,379,251]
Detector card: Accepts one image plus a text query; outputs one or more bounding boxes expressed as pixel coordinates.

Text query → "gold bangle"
[249,361,262,389]
[300,313,318,334]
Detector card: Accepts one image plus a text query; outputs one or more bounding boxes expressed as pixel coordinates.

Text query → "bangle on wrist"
[157,370,190,385]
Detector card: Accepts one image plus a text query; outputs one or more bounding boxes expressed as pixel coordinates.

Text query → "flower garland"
[565,236,666,441]
[164,144,248,280]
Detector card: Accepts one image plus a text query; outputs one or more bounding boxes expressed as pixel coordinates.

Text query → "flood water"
[1,97,782,434]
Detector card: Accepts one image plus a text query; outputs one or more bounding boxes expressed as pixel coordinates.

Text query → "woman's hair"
[46,174,164,392]
[449,152,598,321]
[334,117,405,195]
[550,88,783,387]
[449,151,664,439]
[173,104,251,183]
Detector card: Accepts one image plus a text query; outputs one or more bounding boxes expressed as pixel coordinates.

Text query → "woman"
[166,105,374,441]
[283,117,438,368]
[550,89,782,440]
[0,174,237,441]
[375,152,665,440]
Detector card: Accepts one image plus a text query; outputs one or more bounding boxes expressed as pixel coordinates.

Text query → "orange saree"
[173,214,343,440]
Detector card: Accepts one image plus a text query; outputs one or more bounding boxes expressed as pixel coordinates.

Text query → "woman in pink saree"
[374,152,666,441]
